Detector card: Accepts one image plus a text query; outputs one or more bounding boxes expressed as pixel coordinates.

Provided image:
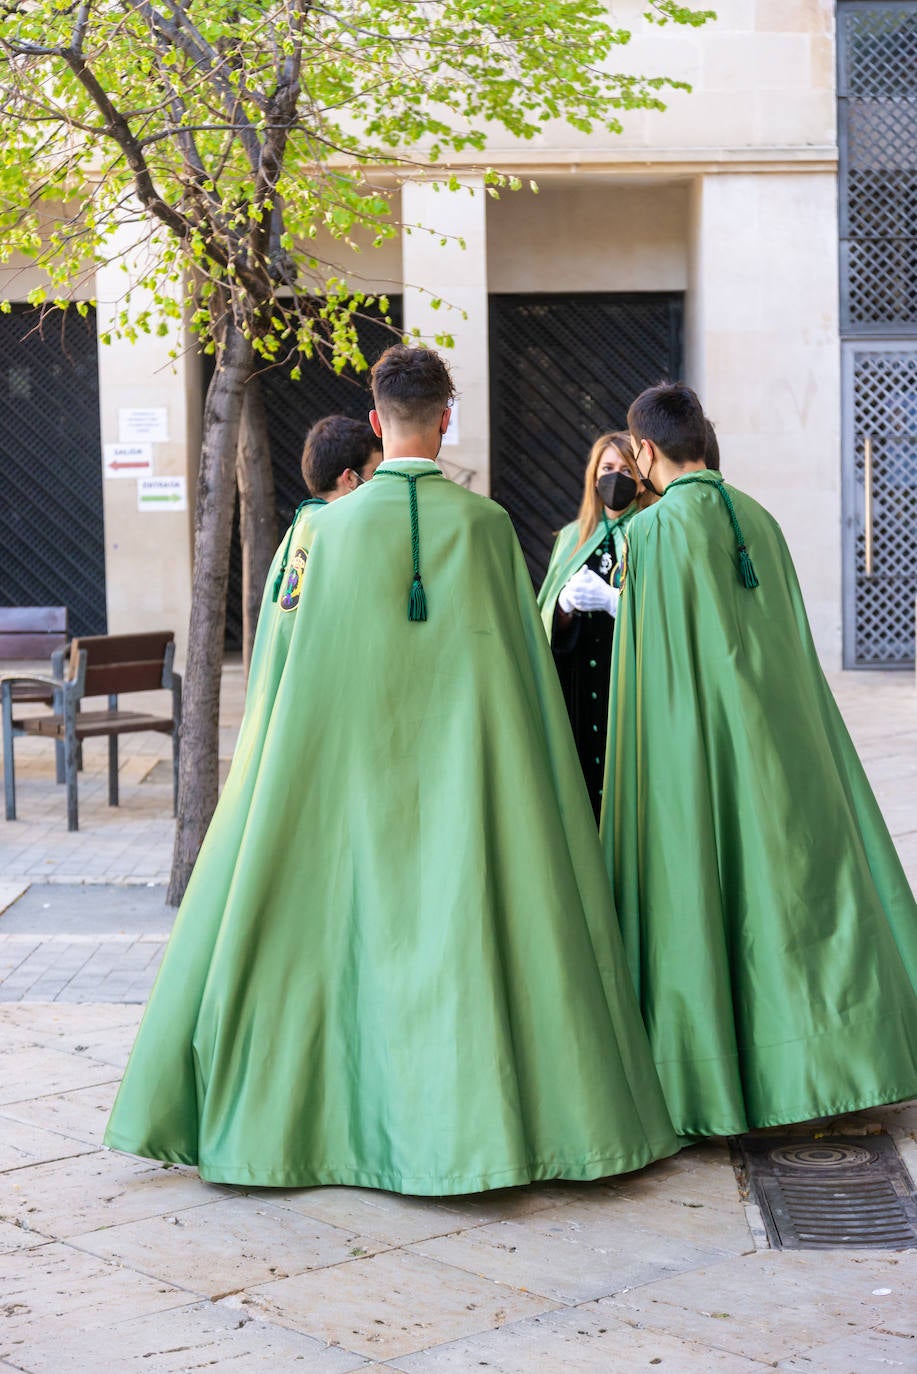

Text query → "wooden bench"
[0,606,70,782]
[1,630,181,832]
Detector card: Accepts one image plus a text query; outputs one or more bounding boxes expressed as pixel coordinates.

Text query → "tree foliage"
[0,0,715,901]
[0,1,712,361]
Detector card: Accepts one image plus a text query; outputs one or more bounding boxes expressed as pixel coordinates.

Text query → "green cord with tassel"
[667,473,759,590]
[375,469,440,620]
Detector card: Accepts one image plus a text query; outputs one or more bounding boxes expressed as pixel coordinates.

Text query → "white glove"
[558,568,620,617]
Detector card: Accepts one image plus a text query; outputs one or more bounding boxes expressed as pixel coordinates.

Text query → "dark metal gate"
[222,302,402,651]
[0,306,106,638]
[489,292,683,586]
[839,2,917,666]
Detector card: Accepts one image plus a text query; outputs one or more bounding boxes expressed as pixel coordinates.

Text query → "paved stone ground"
[0,666,915,1371]
[0,886,171,1004]
[0,661,245,887]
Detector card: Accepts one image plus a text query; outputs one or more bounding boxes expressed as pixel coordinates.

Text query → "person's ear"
[369,409,383,439]
[441,407,452,437]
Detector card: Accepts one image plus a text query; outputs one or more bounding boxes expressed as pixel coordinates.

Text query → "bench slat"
[71,631,173,667]
[19,711,175,740]
[83,661,167,695]
[0,632,67,658]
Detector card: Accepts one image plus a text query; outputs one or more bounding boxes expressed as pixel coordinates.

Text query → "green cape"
[537,507,636,639]
[247,497,327,718]
[174,498,327,908]
[106,460,678,1193]
[602,470,917,1137]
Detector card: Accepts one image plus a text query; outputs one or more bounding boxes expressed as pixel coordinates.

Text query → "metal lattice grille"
[221,302,402,651]
[489,293,683,586]
[846,348,917,665]
[740,1136,917,1250]
[0,307,106,638]
[840,5,917,329]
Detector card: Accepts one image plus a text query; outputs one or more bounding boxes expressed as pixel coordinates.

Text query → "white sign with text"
[118,407,169,443]
[104,443,153,478]
[138,476,186,512]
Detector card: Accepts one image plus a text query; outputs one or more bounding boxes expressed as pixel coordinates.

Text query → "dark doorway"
[489,292,683,586]
[0,306,106,637]
[219,301,402,651]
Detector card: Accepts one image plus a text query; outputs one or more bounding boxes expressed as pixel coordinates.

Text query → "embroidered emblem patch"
[280,548,308,612]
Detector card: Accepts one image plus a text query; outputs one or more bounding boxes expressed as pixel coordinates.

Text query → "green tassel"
[408,574,428,622]
[676,474,760,593]
[271,568,284,603]
[738,546,759,590]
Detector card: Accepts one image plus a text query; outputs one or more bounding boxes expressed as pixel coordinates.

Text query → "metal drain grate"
[739,1135,917,1250]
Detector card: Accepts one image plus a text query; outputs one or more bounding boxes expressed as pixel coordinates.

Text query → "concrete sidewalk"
[0,666,915,1371]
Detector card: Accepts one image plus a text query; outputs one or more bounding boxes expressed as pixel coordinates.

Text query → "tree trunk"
[236,373,277,683]
[167,321,255,907]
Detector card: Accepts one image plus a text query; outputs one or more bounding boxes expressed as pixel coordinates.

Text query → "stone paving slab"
[69,1194,391,1299]
[0,1301,367,1374]
[244,1246,563,1361]
[777,1325,917,1371]
[604,1249,917,1364]
[0,1079,121,1149]
[0,1241,188,1358]
[389,1301,770,1372]
[408,1200,744,1306]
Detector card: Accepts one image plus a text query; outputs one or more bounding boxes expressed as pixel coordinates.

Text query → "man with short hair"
[105,346,679,1193]
[602,381,917,1139]
[270,414,382,620]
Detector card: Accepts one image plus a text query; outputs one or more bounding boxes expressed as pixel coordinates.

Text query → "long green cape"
[106,461,678,1192]
[602,470,917,1137]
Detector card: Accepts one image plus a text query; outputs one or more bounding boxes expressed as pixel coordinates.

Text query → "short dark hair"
[704,418,721,472]
[627,383,706,465]
[301,415,381,494]
[370,345,454,428]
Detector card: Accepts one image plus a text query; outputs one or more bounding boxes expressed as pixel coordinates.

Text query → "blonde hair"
[573,431,652,554]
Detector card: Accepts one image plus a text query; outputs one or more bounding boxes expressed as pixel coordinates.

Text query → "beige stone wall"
[487,183,688,294]
[686,170,842,665]
[94,228,198,664]
[472,0,835,166]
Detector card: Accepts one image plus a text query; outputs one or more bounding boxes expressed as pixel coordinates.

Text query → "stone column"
[95,223,200,664]
[400,178,490,494]
[686,171,842,668]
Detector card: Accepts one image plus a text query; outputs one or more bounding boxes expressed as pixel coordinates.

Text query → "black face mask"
[596,471,637,512]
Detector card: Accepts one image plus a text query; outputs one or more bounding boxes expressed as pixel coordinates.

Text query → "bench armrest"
[0,671,67,690]
[1,649,86,703]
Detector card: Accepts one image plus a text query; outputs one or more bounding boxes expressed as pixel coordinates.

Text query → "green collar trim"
[665,471,721,492]
[603,500,637,535]
[272,499,326,603]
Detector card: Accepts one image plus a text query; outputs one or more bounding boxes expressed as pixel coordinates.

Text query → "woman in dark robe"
[538,432,654,818]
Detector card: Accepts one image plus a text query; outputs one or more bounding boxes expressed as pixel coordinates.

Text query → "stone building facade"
[1,1,914,672]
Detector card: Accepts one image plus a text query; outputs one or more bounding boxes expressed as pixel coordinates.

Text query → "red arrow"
[110,460,150,470]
